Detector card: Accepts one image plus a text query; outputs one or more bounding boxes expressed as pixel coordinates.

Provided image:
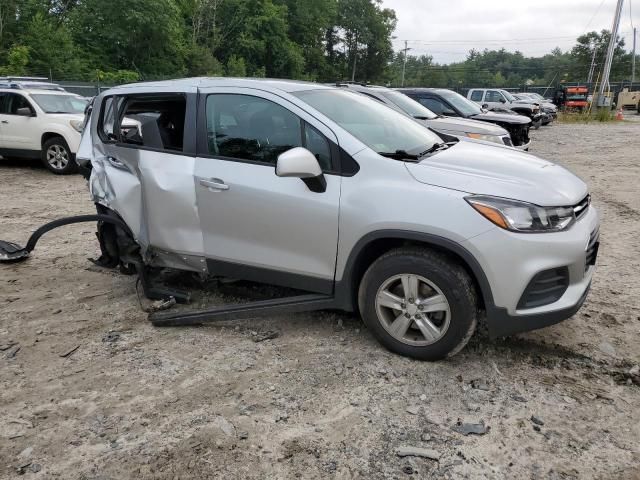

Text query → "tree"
[225,55,246,76]
[69,0,187,78]
[0,46,29,76]
[20,12,82,78]
[570,30,627,82]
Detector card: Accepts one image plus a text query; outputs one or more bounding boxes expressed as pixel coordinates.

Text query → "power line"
[583,0,609,33]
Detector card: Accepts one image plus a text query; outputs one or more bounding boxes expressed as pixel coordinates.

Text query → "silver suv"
[334,83,514,147]
[1,78,600,360]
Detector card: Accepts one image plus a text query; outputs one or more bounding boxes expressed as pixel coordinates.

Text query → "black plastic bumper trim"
[486,282,591,338]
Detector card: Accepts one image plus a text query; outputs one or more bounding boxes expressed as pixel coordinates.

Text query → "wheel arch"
[41,131,71,150]
[335,230,495,314]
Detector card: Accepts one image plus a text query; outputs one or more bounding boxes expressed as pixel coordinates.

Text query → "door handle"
[107,156,129,171]
[199,178,229,191]
[1,120,8,124]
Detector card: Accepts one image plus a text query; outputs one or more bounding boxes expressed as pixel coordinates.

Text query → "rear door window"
[117,95,187,152]
[417,97,446,114]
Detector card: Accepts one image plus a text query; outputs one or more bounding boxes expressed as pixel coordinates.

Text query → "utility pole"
[401,40,412,87]
[351,32,358,82]
[597,0,624,107]
[632,27,637,84]
[587,44,597,85]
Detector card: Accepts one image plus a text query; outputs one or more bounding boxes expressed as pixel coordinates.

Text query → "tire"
[41,137,77,175]
[358,247,477,361]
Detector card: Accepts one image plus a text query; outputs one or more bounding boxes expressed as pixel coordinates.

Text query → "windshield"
[294,89,441,155]
[381,91,438,119]
[30,94,87,114]
[501,90,516,102]
[438,90,483,116]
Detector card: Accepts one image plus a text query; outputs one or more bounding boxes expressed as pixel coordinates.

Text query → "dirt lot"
[1,122,639,480]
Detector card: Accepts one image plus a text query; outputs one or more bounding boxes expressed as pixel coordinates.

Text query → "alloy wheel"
[46,144,70,171]
[375,273,451,346]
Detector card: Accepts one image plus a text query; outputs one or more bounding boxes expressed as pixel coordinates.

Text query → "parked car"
[334,83,514,147]
[1,78,599,361]
[397,88,533,150]
[467,88,544,128]
[512,93,557,125]
[0,87,88,174]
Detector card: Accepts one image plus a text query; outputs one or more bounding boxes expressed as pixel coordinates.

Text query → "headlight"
[466,195,575,232]
[466,133,504,144]
[70,120,83,133]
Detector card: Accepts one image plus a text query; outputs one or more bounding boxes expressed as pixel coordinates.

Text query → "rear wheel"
[42,137,77,175]
[359,247,477,361]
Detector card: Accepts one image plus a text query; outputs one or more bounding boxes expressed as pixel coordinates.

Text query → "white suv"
[0,88,88,174]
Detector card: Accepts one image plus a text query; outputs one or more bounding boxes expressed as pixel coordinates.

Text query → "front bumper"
[463,205,599,337]
[514,140,531,151]
[485,282,591,337]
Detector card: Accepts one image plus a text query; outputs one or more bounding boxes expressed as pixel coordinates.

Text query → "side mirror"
[482,104,489,109]
[499,98,506,103]
[276,147,326,193]
[16,107,34,117]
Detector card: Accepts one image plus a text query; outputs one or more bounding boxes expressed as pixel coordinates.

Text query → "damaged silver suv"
[0,78,600,360]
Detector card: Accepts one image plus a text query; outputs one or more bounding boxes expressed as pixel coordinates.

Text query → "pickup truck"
[467,88,543,128]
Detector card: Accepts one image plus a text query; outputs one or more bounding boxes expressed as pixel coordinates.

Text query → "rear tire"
[358,247,477,361]
[42,137,77,175]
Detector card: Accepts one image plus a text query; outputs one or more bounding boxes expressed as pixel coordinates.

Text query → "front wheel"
[358,247,478,361]
[42,137,77,175]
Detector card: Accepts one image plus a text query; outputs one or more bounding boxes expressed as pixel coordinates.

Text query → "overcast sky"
[382,0,639,64]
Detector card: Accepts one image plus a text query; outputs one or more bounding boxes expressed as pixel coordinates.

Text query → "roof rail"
[0,76,49,81]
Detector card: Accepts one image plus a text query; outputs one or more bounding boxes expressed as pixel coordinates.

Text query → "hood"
[421,116,507,136]
[405,140,587,206]
[47,112,85,121]
[468,111,531,125]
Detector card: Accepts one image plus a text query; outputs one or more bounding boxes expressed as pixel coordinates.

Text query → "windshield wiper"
[416,142,451,157]
[413,115,436,120]
[378,143,452,162]
[377,150,420,161]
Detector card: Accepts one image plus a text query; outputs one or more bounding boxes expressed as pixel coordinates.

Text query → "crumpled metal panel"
[81,95,145,252]
[82,89,202,261]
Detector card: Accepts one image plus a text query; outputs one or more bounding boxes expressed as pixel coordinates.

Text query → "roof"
[113,77,335,94]
[0,80,65,91]
[0,88,80,96]
[396,87,454,95]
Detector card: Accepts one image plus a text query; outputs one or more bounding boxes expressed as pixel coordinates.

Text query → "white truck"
[467,88,543,128]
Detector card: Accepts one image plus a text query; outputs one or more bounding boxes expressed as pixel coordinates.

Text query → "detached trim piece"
[150,294,336,327]
[0,214,133,263]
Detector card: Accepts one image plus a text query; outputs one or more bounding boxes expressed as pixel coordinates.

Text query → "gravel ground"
[1,122,639,479]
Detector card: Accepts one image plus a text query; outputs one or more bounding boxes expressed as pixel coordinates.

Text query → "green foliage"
[557,109,616,123]
[0,1,632,90]
[0,46,30,76]
[0,0,398,83]
[94,70,141,84]
[226,55,247,77]
[394,30,635,89]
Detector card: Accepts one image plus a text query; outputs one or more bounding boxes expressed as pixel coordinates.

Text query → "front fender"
[41,124,82,153]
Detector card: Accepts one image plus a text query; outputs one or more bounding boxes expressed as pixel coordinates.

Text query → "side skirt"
[150,293,338,327]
